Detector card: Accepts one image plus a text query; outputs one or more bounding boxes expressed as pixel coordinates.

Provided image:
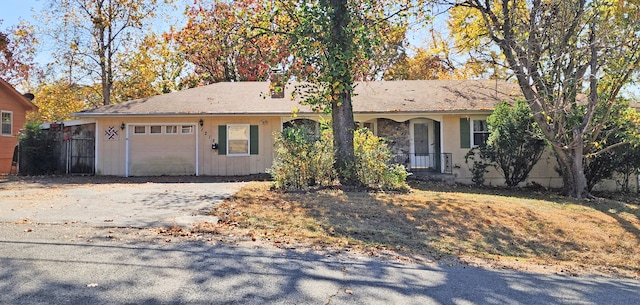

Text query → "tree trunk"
[332,91,356,184]
[328,0,357,185]
[551,130,590,198]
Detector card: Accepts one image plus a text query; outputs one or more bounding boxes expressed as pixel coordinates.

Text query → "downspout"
[195,123,199,176]
[94,120,99,175]
[440,120,445,174]
[125,124,129,177]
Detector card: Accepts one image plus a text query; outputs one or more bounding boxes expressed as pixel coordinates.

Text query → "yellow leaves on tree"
[27,81,96,123]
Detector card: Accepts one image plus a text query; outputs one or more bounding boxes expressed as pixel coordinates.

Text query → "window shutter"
[250,125,259,155]
[218,125,227,155]
[460,118,470,148]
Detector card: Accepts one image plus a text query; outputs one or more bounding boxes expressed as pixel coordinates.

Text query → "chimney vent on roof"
[23,93,35,101]
[270,72,285,99]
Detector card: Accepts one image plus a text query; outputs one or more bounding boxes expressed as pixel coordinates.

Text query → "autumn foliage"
[175,0,291,85]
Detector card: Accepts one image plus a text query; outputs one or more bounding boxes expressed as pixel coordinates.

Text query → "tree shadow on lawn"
[405,181,640,272]
[282,189,583,266]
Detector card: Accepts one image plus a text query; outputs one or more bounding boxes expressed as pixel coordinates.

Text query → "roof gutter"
[72,109,494,118]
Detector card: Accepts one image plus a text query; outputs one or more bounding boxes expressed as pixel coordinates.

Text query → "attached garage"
[127,124,197,176]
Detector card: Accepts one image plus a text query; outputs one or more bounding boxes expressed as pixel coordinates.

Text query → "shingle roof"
[74,80,522,117]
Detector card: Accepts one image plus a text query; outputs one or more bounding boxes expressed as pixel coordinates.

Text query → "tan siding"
[442,114,564,188]
[96,118,127,175]
[129,126,196,176]
[96,116,282,177]
[200,116,281,176]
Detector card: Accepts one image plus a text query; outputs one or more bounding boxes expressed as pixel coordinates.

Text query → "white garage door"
[128,124,196,176]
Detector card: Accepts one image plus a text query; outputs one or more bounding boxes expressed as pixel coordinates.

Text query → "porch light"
[120,122,125,130]
[199,119,204,127]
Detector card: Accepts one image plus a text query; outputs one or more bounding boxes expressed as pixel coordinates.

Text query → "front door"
[411,123,430,169]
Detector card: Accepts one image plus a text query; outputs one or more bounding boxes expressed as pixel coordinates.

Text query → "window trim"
[471,119,490,147]
[181,125,194,134]
[149,125,163,134]
[133,125,147,135]
[226,124,250,156]
[360,120,377,135]
[1,111,12,136]
[165,125,178,134]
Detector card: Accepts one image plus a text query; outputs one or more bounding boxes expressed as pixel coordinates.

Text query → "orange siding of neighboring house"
[0,82,34,174]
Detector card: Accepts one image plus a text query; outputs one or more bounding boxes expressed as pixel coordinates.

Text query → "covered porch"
[357,117,453,175]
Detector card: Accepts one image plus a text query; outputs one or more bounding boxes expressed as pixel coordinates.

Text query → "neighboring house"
[0,78,37,174]
[73,80,634,190]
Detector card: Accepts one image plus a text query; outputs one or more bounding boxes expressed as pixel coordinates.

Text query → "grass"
[205,181,640,278]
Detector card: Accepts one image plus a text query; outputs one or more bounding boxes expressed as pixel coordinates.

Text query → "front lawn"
[203,181,640,278]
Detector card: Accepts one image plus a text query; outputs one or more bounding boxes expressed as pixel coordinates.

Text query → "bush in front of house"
[269,124,336,190]
[269,123,408,191]
[353,128,408,190]
[583,100,640,192]
[486,99,546,187]
[465,99,546,187]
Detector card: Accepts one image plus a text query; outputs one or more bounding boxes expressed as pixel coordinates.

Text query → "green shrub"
[269,123,408,191]
[353,128,408,190]
[268,124,336,190]
[486,100,546,187]
[464,147,492,186]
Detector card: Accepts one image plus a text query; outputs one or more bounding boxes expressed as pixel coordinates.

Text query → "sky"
[0,0,436,54]
[0,0,43,28]
[0,0,439,90]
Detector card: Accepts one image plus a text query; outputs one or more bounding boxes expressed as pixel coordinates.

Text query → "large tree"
[272,0,417,184]
[0,20,38,87]
[175,0,291,85]
[43,0,166,105]
[113,32,187,101]
[28,80,99,123]
[446,0,640,198]
[384,29,507,80]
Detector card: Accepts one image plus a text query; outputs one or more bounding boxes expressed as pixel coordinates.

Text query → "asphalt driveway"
[0,176,247,228]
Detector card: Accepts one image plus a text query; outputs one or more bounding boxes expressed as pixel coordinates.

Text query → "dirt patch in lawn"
[202,181,640,279]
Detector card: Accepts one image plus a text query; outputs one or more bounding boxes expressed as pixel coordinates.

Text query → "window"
[150,125,162,134]
[1,111,11,136]
[181,125,194,134]
[227,125,249,155]
[362,121,377,135]
[472,119,489,147]
[133,126,146,134]
[218,125,258,156]
[165,125,178,134]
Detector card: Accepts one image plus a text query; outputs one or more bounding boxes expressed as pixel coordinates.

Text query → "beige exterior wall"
[200,116,280,176]
[129,124,196,176]
[442,114,563,188]
[95,116,282,177]
[92,113,638,192]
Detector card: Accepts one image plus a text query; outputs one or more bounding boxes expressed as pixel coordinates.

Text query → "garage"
[127,124,197,176]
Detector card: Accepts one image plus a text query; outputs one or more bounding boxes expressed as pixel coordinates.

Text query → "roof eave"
[73,109,495,118]
[72,111,318,117]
